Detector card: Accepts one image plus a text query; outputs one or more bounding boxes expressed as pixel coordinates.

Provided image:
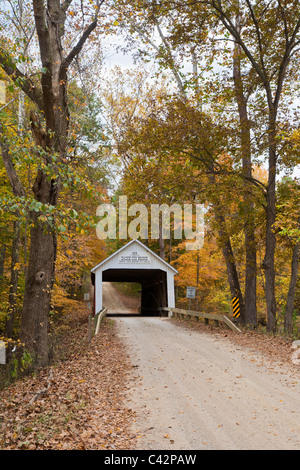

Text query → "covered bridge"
[91,239,178,316]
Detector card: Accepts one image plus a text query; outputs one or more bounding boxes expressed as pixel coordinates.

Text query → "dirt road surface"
[115,316,300,450]
[102,282,140,314]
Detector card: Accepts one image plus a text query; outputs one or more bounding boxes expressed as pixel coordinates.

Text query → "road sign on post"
[186,287,196,299]
[232,296,241,319]
[186,286,196,310]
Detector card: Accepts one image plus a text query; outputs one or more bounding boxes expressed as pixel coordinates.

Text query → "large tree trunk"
[233,25,257,328]
[21,211,56,368]
[208,171,245,322]
[244,224,257,327]
[215,209,245,322]
[0,1,101,368]
[20,166,58,367]
[263,113,277,332]
[18,1,99,369]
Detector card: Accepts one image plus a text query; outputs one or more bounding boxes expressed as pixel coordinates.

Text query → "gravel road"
[102,282,140,314]
[115,316,300,450]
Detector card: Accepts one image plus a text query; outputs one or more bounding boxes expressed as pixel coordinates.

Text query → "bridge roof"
[91,239,178,274]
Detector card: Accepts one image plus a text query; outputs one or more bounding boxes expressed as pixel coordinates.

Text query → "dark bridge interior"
[101,268,168,316]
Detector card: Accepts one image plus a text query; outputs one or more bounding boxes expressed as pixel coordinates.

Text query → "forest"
[0,0,299,378]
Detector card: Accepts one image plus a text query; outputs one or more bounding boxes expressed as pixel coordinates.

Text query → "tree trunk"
[217,211,245,322]
[0,1,101,369]
[244,224,257,327]
[284,242,299,335]
[208,172,245,322]
[233,25,257,328]
[20,210,56,368]
[263,114,277,332]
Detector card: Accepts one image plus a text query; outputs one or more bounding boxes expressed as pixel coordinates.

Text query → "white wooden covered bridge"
[91,239,178,316]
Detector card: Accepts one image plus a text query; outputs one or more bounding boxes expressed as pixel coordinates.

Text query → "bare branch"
[274,15,300,110]
[62,19,98,70]
[244,0,268,78]
[32,0,50,68]
[154,19,187,97]
[61,0,105,70]
[0,48,44,110]
[210,0,267,87]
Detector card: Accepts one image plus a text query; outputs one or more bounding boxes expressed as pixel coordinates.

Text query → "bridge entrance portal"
[91,240,177,316]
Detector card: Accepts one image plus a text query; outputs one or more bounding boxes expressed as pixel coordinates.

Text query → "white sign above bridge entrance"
[118,250,151,266]
[91,239,178,315]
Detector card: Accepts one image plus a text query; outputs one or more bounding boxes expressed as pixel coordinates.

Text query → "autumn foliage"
[0,0,299,384]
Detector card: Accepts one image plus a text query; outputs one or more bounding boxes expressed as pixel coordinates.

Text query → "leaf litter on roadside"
[0,305,137,450]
